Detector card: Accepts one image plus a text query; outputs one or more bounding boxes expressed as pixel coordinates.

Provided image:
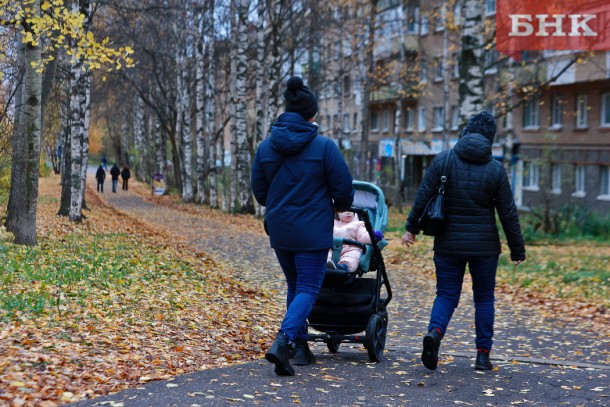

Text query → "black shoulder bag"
[417,149,453,236]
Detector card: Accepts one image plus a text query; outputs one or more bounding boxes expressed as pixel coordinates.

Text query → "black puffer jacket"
[406,133,526,261]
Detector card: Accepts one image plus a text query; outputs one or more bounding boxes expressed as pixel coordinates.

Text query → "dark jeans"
[112,179,118,192]
[122,179,129,190]
[274,249,327,342]
[97,182,103,192]
[429,253,499,351]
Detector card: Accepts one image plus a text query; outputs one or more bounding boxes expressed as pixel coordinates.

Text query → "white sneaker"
[326,260,337,270]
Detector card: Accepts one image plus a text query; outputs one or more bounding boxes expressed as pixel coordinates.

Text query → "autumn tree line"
[1,0,588,246]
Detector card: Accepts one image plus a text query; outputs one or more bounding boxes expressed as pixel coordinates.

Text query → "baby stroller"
[307,180,392,362]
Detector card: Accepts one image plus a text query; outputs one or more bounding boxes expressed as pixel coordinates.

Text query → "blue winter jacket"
[251,112,354,251]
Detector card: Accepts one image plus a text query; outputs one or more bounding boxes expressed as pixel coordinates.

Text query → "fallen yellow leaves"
[0,175,282,406]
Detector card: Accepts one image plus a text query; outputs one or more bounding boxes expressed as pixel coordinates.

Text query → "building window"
[454,2,461,25]
[576,95,588,128]
[382,110,390,132]
[434,56,443,81]
[551,96,563,128]
[432,106,444,132]
[405,109,414,131]
[421,59,428,83]
[434,6,445,32]
[601,93,610,127]
[407,7,419,34]
[523,161,540,190]
[343,75,351,96]
[418,107,427,132]
[600,166,610,197]
[451,106,459,130]
[353,112,359,130]
[333,114,339,132]
[452,53,459,78]
[573,165,586,197]
[325,115,331,132]
[551,164,562,194]
[523,99,540,129]
[420,14,428,36]
[343,113,350,133]
[485,0,496,16]
[370,111,378,131]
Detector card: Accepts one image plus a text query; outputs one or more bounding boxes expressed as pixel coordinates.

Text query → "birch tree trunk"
[195,3,207,204]
[266,0,285,128]
[68,0,92,222]
[205,8,218,209]
[255,0,269,143]
[7,6,43,244]
[180,55,193,202]
[154,114,164,175]
[6,33,25,234]
[231,0,253,213]
[58,74,72,216]
[80,61,91,210]
[359,0,378,182]
[69,57,85,221]
[133,96,146,180]
[458,0,485,124]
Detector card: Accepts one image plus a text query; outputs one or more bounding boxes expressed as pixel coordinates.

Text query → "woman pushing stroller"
[251,76,354,376]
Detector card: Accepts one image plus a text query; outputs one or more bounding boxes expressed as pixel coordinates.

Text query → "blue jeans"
[274,249,327,342]
[112,179,118,192]
[429,253,499,351]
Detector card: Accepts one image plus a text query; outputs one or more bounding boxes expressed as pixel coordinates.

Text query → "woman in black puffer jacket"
[402,111,526,371]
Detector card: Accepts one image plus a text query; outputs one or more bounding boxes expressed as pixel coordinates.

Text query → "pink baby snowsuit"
[327,211,372,273]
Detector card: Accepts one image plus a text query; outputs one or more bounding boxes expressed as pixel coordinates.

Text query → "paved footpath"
[73,175,609,406]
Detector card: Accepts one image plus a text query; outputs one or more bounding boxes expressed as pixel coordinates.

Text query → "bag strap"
[438,149,453,195]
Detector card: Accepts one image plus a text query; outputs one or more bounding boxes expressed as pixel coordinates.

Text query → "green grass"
[387,207,609,308]
[0,232,207,321]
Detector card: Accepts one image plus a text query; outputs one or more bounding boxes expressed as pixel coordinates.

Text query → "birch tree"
[230,0,253,213]
[6,3,42,244]
[195,2,207,204]
[458,0,484,124]
[359,0,378,182]
[68,0,92,222]
[204,0,219,208]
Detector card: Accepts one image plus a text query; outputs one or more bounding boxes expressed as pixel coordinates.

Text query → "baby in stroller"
[327,210,383,273]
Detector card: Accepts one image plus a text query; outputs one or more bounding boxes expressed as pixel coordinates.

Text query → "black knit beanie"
[463,111,497,143]
[284,76,318,121]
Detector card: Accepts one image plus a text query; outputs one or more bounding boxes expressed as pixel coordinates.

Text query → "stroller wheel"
[327,340,341,353]
[365,314,386,362]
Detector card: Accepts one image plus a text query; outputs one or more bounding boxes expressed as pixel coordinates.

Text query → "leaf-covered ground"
[1,173,608,406]
[0,175,282,406]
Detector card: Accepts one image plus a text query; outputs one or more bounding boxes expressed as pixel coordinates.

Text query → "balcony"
[374,34,419,60]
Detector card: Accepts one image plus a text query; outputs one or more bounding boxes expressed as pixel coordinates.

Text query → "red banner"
[496,0,610,60]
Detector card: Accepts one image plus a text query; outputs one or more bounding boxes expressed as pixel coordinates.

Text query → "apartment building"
[309,0,610,215]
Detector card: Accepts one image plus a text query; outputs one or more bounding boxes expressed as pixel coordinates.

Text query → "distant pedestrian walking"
[121,166,131,190]
[401,111,526,371]
[95,165,106,193]
[251,76,354,376]
[110,163,120,193]
[101,155,107,170]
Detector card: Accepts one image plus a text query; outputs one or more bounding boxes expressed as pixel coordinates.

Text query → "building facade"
[305,0,610,215]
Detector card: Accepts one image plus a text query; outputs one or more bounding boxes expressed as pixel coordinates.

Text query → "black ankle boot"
[421,328,442,370]
[475,348,493,370]
[293,339,316,366]
[265,332,295,376]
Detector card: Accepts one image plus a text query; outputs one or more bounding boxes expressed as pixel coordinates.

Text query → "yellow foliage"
[2,0,133,73]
